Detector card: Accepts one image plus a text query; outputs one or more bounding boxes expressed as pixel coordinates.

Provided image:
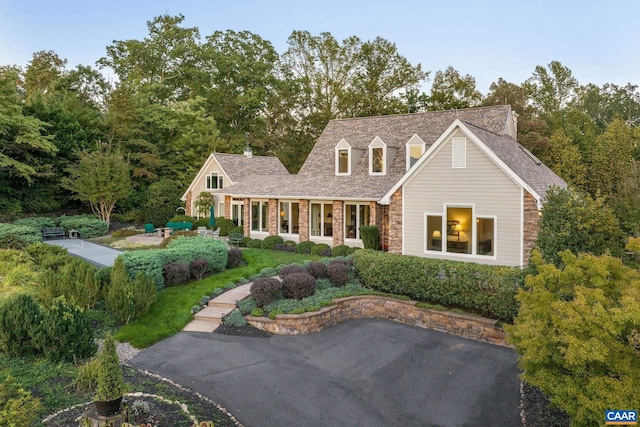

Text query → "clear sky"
[1,0,638,93]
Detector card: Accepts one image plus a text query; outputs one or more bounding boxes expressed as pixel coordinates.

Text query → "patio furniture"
[144,223,158,236]
[197,226,207,237]
[166,221,192,232]
[210,228,220,239]
[228,232,244,246]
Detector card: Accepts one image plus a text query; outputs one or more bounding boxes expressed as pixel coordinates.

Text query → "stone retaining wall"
[247,295,510,347]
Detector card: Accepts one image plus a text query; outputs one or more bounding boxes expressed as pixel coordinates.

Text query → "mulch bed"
[520,382,570,426]
[215,324,272,338]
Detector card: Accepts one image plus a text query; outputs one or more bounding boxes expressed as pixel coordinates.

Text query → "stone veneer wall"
[388,189,403,253]
[332,201,344,246]
[224,195,231,219]
[268,198,278,236]
[247,295,509,347]
[298,200,309,242]
[242,198,250,236]
[522,191,540,266]
[185,191,193,216]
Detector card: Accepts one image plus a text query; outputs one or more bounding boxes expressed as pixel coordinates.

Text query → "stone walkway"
[183,283,252,333]
[44,239,122,267]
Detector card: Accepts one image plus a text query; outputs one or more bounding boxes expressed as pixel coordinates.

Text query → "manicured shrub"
[273,243,295,252]
[217,218,236,236]
[0,223,42,244]
[260,267,277,277]
[190,258,209,280]
[158,230,198,248]
[0,376,43,426]
[247,238,262,248]
[95,266,112,288]
[0,233,29,249]
[311,243,331,257]
[25,242,71,271]
[314,278,333,291]
[199,295,210,306]
[359,225,380,250]
[224,282,236,290]
[250,277,282,307]
[193,217,210,228]
[57,215,108,238]
[327,262,350,287]
[163,262,191,286]
[237,297,257,315]
[13,216,56,230]
[241,236,252,247]
[306,261,328,279]
[96,333,124,402]
[261,235,284,250]
[353,249,525,323]
[0,294,42,357]
[32,297,97,362]
[224,309,247,327]
[282,273,316,300]
[331,245,351,257]
[190,305,200,315]
[105,258,157,324]
[55,258,101,309]
[295,240,316,254]
[226,246,244,269]
[250,307,264,317]
[277,264,307,278]
[229,226,244,235]
[168,215,196,223]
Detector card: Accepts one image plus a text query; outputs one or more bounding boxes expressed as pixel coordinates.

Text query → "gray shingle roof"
[220,105,565,201]
[214,153,289,183]
[463,122,566,198]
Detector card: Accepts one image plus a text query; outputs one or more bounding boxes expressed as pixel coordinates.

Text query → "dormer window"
[369,137,387,175]
[335,139,351,175]
[406,134,426,170]
[206,172,223,189]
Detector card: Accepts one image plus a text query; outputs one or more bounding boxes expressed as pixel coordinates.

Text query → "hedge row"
[7,215,108,239]
[353,250,525,323]
[119,236,228,288]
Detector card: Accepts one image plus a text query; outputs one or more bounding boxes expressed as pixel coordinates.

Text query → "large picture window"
[424,206,496,257]
[279,201,299,234]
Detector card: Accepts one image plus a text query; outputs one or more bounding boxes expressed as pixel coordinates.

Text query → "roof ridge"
[327,105,510,123]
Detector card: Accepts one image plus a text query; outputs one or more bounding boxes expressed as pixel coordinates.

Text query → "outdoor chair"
[228,232,244,246]
[210,228,221,239]
[144,223,158,236]
[197,226,207,238]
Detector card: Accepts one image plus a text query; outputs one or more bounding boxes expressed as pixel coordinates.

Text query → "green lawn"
[115,249,318,348]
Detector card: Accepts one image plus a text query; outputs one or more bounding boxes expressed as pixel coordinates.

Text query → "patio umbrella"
[209,205,216,228]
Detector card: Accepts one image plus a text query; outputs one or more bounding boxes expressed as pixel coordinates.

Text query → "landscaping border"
[246,295,510,347]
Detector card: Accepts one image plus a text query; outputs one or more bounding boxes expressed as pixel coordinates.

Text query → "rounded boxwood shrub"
[295,240,316,254]
[217,218,236,236]
[241,236,252,247]
[331,245,351,257]
[0,294,42,357]
[250,277,283,307]
[282,273,316,300]
[226,246,244,269]
[229,226,244,235]
[311,243,331,257]
[328,262,350,287]
[247,238,262,248]
[273,243,294,252]
[278,264,307,278]
[162,262,191,286]
[306,261,328,279]
[261,235,284,250]
[224,309,247,327]
[57,215,108,238]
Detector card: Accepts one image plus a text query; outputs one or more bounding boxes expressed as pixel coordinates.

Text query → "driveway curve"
[130,318,520,427]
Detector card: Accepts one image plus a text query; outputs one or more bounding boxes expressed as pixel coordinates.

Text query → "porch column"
[224,195,231,219]
[388,189,402,254]
[268,198,279,236]
[333,201,344,247]
[299,200,309,241]
[243,198,251,236]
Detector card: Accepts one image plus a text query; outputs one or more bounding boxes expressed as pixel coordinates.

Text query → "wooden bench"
[42,227,65,239]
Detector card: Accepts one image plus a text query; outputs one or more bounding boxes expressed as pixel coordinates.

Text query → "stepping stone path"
[183,283,252,333]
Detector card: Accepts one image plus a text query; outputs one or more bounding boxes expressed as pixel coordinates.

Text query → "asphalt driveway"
[130,319,520,427]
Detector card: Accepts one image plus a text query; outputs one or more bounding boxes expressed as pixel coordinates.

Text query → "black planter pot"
[93,396,122,417]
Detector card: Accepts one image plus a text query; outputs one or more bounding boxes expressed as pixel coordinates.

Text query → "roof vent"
[243,133,253,158]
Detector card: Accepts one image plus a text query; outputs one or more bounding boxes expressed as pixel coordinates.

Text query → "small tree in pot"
[94,333,125,416]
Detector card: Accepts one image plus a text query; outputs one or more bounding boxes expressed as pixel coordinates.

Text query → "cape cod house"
[182,105,566,267]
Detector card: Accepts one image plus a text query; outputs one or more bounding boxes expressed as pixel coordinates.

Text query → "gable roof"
[181,153,289,201]
[379,119,566,205]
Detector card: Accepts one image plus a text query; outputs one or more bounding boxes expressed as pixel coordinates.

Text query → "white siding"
[191,159,230,218]
[403,130,523,266]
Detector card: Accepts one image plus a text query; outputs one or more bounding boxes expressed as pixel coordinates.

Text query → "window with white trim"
[345,203,370,239]
[251,200,269,232]
[452,137,466,168]
[476,217,495,256]
[335,139,351,175]
[206,172,224,189]
[310,202,333,237]
[424,206,496,257]
[369,137,386,175]
[279,201,299,234]
[425,215,443,251]
[406,135,426,170]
